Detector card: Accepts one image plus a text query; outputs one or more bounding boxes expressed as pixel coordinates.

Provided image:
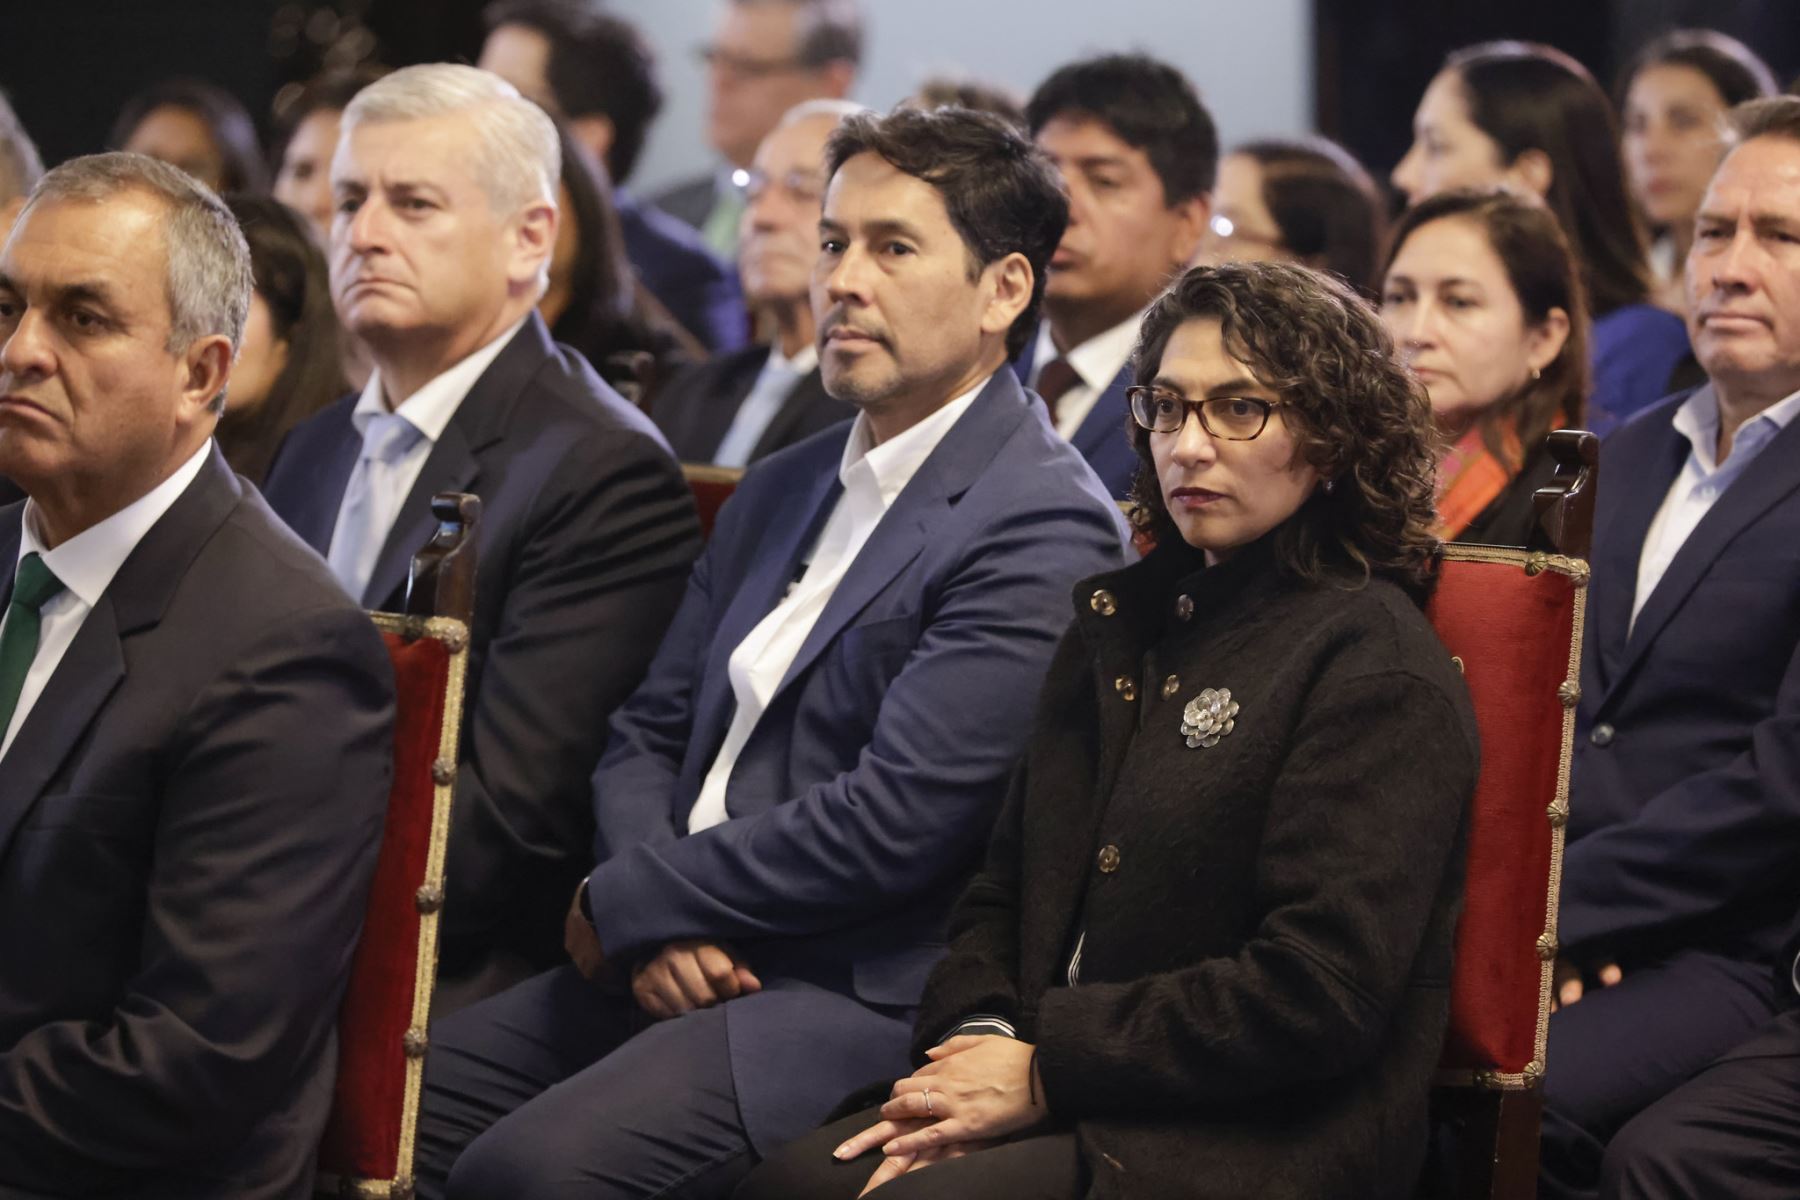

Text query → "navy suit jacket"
[583,369,1131,1152]
[262,314,703,997]
[652,343,853,464]
[617,190,748,354]
[1012,332,1140,499]
[1563,388,1800,969]
[0,450,393,1197]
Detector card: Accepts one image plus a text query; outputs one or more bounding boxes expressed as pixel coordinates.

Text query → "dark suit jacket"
[583,369,1132,1153]
[0,477,20,507]
[262,314,703,999]
[1563,389,1800,970]
[616,189,747,355]
[1454,440,1561,548]
[0,449,394,1198]
[916,539,1477,1199]
[1012,332,1140,500]
[649,173,721,236]
[652,343,852,464]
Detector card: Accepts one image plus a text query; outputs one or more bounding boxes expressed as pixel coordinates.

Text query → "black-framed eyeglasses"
[1126,385,1285,440]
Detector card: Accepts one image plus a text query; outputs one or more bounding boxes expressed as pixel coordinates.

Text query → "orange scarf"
[1435,423,1522,541]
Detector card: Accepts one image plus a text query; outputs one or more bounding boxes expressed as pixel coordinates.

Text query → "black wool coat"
[914,537,1479,1199]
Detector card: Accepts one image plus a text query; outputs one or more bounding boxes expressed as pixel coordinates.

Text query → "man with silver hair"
[653,98,860,464]
[0,151,394,1197]
[261,63,701,1011]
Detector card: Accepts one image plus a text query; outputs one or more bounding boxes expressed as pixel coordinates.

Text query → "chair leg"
[1426,1084,1546,1199]
[1489,1087,1544,1200]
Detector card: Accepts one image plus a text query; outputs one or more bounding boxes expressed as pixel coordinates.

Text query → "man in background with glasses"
[652,0,862,260]
[1017,54,1215,500]
[653,99,858,465]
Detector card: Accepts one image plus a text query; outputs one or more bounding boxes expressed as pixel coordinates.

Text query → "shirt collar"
[1673,382,1800,473]
[768,339,819,376]
[17,439,213,608]
[354,316,528,442]
[1037,308,1149,392]
[838,372,992,507]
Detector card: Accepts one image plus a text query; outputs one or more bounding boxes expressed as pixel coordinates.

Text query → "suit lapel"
[1591,418,1688,690]
[699,348,770,459]
[1070,365,1132,460]
[1614,415,1800,688]
[288,411,362,557]
[750,367,828,460]
[358,316,557,608]
[0,449,240,856]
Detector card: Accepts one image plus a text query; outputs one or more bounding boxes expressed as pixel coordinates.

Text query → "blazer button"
[1589,723,1616,748]
[1090,589,1118,617]
[1173,594,1194,622]
[1097,844,1121,873]
[1161,674,1180,698]
[1114,675,1137,701]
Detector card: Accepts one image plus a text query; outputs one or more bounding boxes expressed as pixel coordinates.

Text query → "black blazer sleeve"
[1030,668,1475,1118]
[0,606,393,1187]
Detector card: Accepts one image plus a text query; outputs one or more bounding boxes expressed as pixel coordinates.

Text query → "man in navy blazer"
[260,66,701,1011]
[1010,55,1213,500]
[413,105,1129,1200]
[1538,98,1800,1200]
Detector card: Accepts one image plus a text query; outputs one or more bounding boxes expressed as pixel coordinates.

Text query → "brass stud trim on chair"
[1524,1060,1546,1085]
[441,627,468,653]
[1558,680,1580,707]
[401,615,427,642]
[414,884,444,914]
[403,1028,429,1058]
[1524,552,1549,577]
[431,758,456,786]
[1547,800,1570,829]
[1536,933,1558,961]
[1474,1068,1503,1091]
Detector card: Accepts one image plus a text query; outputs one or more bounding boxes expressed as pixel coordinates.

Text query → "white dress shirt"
[1028,309,1147,440]
[1,440,212,761]
[686,375,989,833]
[326,317,526,600]
[1632,384,1800,628]
[712,341,820,468]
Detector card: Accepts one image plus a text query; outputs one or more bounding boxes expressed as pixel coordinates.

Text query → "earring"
[1530,366,1542,382]
[1322,479,1336,495]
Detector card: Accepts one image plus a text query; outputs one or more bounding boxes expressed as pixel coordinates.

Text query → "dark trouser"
[1600,1005,1800,1199]
[733,1105,1086,1200]
[414,966,757,1200]
[1538,950,1779,1200]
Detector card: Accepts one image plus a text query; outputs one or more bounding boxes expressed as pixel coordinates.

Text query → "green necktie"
[0,553,67,741]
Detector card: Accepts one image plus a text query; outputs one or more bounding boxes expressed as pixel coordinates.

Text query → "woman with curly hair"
[736,262,1479,1199]
[1381,188,1587,545]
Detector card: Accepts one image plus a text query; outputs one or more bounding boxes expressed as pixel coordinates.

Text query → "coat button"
[1589,723,1616,748]
[1173,594,1193,622]
[1090,589,1117,616]
[1113,675,1137,701]
[1161,675,1180,699]
[1097,844,1121,873]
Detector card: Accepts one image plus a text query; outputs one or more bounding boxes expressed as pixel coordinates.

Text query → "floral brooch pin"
[1181,687,1239,748]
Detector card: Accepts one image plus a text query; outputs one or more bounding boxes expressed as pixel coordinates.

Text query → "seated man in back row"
[0,153,393,1197]
[413,105,1132,1199]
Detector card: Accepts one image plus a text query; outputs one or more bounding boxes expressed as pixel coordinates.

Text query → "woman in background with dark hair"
[216,195,346,484]
[737,262,1476,1200]
[1207,136,1387,295]
[1382,188,1587,545]
[1393,41,1687,435]
[1617,29,1776,313]
[543,122,695,406]
[111,78,268,195]
[270,66,389,246]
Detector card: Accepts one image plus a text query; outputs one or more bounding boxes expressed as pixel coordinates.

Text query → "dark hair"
[110,78,269,195]
[1725,94,1800,147]
[1128,262,1441,598]
[1617,28,1776,113]
[216,195,346,484]
[824,106,1068,359]
[482,0,662,183]
[910,76,1026,131]
[1233,137,1388,296]
[1382,188,1589,468]
[1445,41,1650,317]
[1026,53,1218,203]
[268,67,389,176]
[732,0,863,69]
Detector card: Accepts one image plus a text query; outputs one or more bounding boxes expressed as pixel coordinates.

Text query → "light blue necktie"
[327,413,425,601]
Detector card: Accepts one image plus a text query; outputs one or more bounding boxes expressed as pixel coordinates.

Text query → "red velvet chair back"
[316,494,479,1200]
[683,463,744,540]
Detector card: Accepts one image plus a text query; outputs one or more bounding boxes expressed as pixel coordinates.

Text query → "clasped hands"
[832,1035,1047,1197]
[564,882,761,1018]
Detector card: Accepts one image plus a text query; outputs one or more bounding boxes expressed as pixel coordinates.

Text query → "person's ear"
[1525,305,1571,377]
[179,333,234,422]
[1170,191,1211,269]
[979,251,1033,342]
[571,114,616,173]
[509,199,558,292]
[1506,148,1554,200]
[818,60,855,99]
